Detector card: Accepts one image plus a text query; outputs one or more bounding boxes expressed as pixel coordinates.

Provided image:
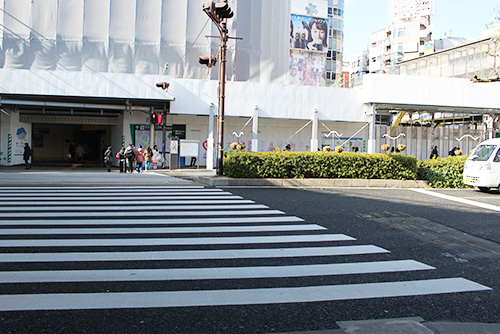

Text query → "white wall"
[0,111,32,166]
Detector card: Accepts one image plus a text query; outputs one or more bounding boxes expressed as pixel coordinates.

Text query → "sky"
[343,0,499,57]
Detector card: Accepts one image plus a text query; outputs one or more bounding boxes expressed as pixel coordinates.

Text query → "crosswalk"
[0,184,491,312]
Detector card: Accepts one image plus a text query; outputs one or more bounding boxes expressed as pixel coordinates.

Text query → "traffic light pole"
[216,23,228,177]
[201,0,236,177]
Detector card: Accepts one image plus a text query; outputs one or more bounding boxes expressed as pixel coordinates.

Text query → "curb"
[198,176,429,188]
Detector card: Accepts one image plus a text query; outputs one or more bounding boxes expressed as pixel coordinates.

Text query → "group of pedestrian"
[111,144,161,173]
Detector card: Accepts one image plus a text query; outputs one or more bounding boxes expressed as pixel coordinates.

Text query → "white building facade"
[1,0,499,168]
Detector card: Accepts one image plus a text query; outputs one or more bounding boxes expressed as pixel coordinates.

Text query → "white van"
[463,138,500,192]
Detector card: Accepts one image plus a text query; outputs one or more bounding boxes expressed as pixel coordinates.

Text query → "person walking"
[152,145,161,169]
[430,146,439,159]
[123,144,136,173]
[23,143,32,169]
[75,144,85,163]
[135,145,145,173]
[69,142,76,162]
[103,146,113,172]
[116,147,126,173]
[145,146,153,170]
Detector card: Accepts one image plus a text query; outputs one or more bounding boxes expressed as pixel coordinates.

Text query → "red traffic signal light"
[151,113,158,124]
[199,55,217,68]
[156,82,169,90]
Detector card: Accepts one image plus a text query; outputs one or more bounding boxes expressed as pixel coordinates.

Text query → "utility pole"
[200,1,235,177]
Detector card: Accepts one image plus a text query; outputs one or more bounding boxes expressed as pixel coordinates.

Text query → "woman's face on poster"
[311,23,325,42]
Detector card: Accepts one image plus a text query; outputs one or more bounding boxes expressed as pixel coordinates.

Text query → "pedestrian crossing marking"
[0,184,492,313]
[0,209,286,219]
[0,245,390,262]
[0,224,327,235]
[0,216,304,226]
[0,260,434,283]
[0,198,249,206]
[0,278,490,311]
[0,204,269,212]
[0,234,355,247]
[0,193,238,201]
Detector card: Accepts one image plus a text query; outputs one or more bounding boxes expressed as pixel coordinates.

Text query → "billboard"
[290,14,329,52]
[289,51,326,86]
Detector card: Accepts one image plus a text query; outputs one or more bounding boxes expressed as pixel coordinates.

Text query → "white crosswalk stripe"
[0,185,491,312]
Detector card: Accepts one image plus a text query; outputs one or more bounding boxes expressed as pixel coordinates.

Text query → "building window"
[328,7,333,16]
[397,27,409,37]
[326,72,332,80]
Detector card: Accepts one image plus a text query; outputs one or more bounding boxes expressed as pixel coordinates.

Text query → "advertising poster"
[290,14,329,52]
[289,51,326,86]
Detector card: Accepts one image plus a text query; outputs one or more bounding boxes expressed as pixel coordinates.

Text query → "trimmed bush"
[417,155,470,188]
[223,151,418,180]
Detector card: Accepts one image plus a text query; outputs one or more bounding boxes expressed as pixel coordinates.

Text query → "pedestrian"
[69,142,76,162]
[82,143,90,161]
[135,145,145,173]
[116,147,126,173]
[23,143,32,169]
[190,156,197,168]
[145,146,153,170]
[430,146,438,159]
[124,144,136,173]
[75,144,84,163]
[103,146,113,172]
[152,145,161,169]
[448,147,457,156]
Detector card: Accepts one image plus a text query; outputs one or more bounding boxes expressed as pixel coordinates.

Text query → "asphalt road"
[226,187,500,325]
[0,170,498,333]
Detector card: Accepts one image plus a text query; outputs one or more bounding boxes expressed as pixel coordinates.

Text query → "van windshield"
[469,144,497,161]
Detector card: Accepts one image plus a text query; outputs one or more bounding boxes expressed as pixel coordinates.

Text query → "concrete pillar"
[368,105,376,154]
[206,103,215,169]
[310,108,318,152]
[251,105,259,152]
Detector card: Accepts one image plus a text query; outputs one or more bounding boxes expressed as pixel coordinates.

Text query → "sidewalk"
[271,318,500,334]
[0,165,429,188]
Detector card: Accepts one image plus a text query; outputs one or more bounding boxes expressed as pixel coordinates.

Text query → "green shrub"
[223,151,418,180]
[417,155,470,188]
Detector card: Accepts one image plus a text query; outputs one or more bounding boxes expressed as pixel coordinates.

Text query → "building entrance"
[33,123,112,164]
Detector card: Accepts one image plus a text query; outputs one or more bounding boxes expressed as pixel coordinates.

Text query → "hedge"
[417,155,470,188]
[223,151,418,180]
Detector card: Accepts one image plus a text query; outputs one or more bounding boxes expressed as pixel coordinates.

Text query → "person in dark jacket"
[23,143,32,169]
[430,146,439,159]
[103,146,113,172]
[123,144,136,173]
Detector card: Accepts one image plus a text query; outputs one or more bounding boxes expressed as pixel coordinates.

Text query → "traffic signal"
[214,2,233,20]
[202,1,233,23]
[199,55,217,68]
[151,113,158,124]
[156,82,169,90]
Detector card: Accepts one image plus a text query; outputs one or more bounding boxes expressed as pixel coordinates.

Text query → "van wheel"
[478,187,490,193]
